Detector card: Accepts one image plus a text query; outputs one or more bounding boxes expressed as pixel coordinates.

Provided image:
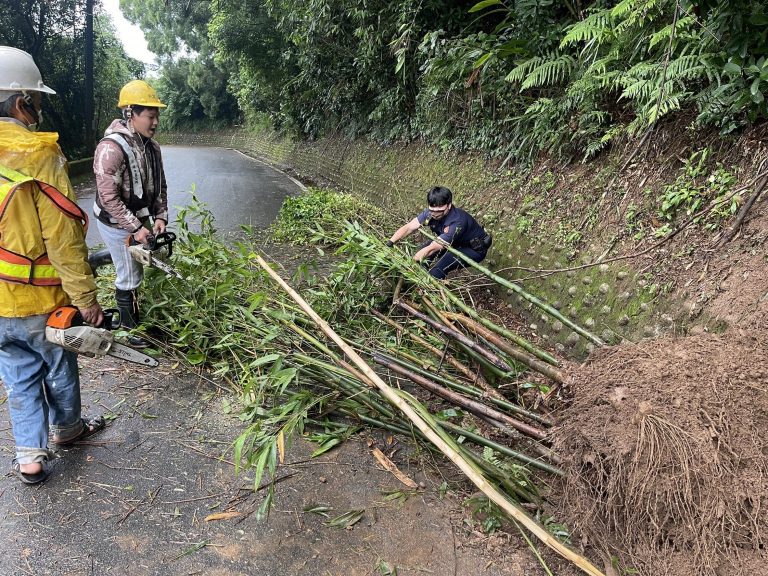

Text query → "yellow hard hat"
[117,79,166,108]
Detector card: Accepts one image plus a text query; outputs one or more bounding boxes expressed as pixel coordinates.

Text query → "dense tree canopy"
[121,0,239,129]
[6,0,767,161]
[136,0,767,161]
[0,0,143,157]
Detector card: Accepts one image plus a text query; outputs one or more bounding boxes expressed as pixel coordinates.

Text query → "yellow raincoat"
[0,120,98,316]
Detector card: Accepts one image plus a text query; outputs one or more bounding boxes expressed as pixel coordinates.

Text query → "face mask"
[20,93,43,131]
[26,108,43,132]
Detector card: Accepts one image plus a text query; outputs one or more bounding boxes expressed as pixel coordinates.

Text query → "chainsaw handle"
[126,230,176,256]
[149,231,176,256]
[47,306,121,330]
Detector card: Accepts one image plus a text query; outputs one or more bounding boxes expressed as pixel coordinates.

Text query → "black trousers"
[427,246,486,279]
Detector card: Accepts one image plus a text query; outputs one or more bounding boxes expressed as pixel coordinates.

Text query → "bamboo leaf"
[277,430,285,464]
[468,0,501,13]
[303,503,333,517]
[204,511,241,522]
[325,509,365,528]
[311,437,342,457]
[371,447,418,488]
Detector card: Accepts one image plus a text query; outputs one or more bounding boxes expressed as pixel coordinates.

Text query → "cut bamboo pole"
[445,312,565,384]
[254,253,605,576]
[417,230,604,346]
[376,350,554,427]
[374,353,548,441]
[438,420,563,476]
[371,309,501,399]
[396,299,515,373]
[439,287,559,366]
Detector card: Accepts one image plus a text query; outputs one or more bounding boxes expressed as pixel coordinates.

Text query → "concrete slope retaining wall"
[159,130,682,358]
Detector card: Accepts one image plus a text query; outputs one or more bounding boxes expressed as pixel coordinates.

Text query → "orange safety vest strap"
[0,164,83,287]
[36,180,89,229]
[0,246,62,286]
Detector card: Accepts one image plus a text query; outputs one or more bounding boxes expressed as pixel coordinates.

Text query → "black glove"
[385,240,394,248]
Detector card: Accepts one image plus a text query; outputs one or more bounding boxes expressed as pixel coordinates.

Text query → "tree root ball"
[554,331,768,576]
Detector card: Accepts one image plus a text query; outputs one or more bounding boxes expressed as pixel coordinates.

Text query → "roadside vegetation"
[121,0,767,164]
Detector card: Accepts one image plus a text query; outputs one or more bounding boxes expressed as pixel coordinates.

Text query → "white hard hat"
[0,46,56,100]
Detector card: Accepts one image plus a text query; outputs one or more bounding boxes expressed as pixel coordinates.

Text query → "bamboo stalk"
[438,420,563,476]
[373,353,548,441]
[254,253,605,576]
[445,312,565,384]
[417,231,604,346]
[371,309,499,398]
[278,317,375,388]
[439,287,559,366]
[396,300,515,373]
[376,351,554,427]
[472,413,562,465]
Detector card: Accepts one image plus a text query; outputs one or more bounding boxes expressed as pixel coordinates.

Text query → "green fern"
[648,14,696,49]
[505,55,539,84]
[506,54,576,89]
[560,11,613,49]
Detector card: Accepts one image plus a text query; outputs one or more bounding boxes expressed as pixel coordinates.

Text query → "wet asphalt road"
[78,146,304,246]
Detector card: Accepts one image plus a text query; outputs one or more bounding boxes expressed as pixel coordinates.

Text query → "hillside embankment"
[159,123,768,575]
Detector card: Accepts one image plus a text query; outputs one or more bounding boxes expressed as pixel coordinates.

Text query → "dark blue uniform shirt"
[417,207,486,248]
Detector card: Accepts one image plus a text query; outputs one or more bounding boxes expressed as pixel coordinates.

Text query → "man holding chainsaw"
[0,47,105,484]
[93,80,169,348]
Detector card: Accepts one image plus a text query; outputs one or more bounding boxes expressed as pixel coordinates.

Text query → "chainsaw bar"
[127,244,183,279]
[107,342,159,367]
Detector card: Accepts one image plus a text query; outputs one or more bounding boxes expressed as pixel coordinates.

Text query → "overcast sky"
[100,0,156,66]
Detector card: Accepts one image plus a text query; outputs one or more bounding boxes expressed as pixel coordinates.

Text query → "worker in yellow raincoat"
[0,46,105,484]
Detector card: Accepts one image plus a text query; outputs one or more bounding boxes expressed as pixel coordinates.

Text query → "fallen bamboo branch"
[373,353,548,441]
[438,420,563,475]
[444,312,565,384]
[376,350,554,427]
[439,287,559,366]
[396,299,515,373]
[254,252,605,576]
[417,229,604,346]
[371,309,502,400]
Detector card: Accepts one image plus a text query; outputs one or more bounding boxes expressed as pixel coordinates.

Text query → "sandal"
[52,416,106,446]
[12,459,50,485]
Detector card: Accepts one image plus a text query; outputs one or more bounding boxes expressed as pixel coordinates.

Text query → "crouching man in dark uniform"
[386,186,491,280]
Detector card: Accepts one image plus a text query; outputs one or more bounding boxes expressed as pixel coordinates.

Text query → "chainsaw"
[87,231,183,279]
[45,306,159,367]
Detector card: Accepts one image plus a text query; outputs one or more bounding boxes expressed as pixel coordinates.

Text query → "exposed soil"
[548,178,768,576]
[556,332,768,576]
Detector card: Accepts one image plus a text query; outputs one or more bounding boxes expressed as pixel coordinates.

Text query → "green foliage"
[537,513,571,544]
[155,51,239,130]
[270,187,384,245]
[113,0,768,166]
[466,494,504,534]
[656,148,738,232]
[19,0,768,162]
[121,0,239,128]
